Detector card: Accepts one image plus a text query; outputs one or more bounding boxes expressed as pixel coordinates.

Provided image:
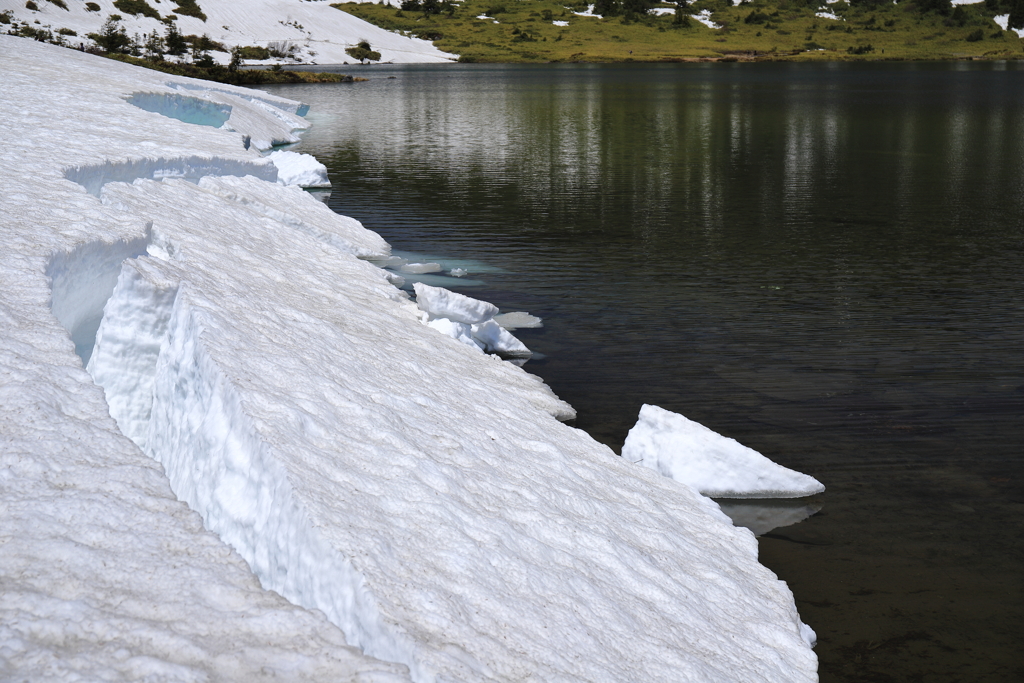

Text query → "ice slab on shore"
[414,282,499,323]
[413,282,531,356]
[269,150,332,188]
[623,404,825,499]
[2,37,818,683]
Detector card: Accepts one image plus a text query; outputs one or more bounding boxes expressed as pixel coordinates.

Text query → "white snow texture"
[414,282,532,356]
[0,0,455,64]
[622,404,826,499]
[1,37,818,683]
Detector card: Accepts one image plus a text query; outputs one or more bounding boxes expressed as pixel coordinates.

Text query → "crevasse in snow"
[4,36,818,683]
[65,155,277,196]
[126,91,232,128]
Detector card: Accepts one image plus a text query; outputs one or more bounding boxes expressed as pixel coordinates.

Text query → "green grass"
[333,0,1023,62]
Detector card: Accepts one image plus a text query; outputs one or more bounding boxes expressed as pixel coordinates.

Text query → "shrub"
[237,45,271,59]
[847,43,874,53]
[267,40,297,57]
[744,10,770,23]
[85,2,100,10]
[57,27,76,35]
[0,9,13,23]
[346,40,382,61]
[172,0,205,21]
[965,27,984,41]
[47,0,69,10]
[114,0,161,20]
[184,33,226,51]
[25,1,38,11]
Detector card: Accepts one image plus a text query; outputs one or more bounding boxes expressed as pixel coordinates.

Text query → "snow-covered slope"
[0,0,455,63]
[0,36,817,683]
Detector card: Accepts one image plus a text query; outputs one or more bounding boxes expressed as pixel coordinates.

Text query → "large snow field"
[0,36,817,682]
[0,0,455,64]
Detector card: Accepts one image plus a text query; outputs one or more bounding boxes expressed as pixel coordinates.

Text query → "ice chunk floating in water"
[622,404,825,498]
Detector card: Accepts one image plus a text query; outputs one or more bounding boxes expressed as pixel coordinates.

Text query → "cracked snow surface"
[0,36,817,683]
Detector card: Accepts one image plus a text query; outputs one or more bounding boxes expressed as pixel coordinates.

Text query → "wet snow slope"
[0,36,817,683]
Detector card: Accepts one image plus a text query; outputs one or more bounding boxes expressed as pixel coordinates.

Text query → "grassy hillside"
[333,0,1023,62]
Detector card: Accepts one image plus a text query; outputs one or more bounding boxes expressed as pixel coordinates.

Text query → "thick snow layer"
[0,38,411,683]
[0,0,455,64]
[622,405,826,499]
[269,149,332,188]
[2,37,817,683]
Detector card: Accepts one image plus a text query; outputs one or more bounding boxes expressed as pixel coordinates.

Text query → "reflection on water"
[716,498,823,537]
[264,62,1024,682]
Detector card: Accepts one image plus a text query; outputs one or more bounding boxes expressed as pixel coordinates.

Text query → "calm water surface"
[264,62,1024,682]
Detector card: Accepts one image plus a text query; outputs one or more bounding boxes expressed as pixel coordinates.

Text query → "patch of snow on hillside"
[0,0,455,63]
[572,4,603,17]
[694,9,722,29]
[995,14,1024,37]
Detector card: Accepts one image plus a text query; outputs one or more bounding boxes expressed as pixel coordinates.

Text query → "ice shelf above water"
[1,36,818,683]
[622,404,826,499]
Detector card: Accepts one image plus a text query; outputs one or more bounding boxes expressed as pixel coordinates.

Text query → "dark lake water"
[263,62,1024,682]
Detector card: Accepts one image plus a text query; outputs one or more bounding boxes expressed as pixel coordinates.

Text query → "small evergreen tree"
[89,15,133,53]
[228,45,242,72]
[164,21,186,56]
[1009,0,1024,29]
[594,0,621,17]
[144,29,164,59]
